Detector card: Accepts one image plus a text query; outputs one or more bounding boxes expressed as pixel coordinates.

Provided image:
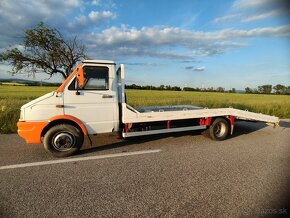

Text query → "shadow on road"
[77,130,201,156]
[77,121,270,156]
[230,121,268,139]
[279,120,290,128]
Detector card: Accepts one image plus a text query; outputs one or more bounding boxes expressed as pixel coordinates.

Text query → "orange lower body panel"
[17,121,48,144]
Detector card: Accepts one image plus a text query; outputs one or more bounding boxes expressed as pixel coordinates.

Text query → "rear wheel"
[43,124,84,157]
[209,117,230,141]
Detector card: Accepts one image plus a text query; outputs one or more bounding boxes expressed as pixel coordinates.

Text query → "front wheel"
[208,118,230,141]
[43,124,84,157]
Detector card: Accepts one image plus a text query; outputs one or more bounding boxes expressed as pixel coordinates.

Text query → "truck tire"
[43,124,84,157]
[209,117,230,141]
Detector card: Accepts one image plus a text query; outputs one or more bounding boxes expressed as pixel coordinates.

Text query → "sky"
[0,0,289,90]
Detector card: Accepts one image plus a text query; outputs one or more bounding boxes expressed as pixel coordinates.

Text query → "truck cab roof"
[82,60,115,65]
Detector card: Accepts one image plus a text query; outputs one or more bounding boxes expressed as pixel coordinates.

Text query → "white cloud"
[232,0,270,9]
[216,25,290,38]
[94,25,290,46]
[232,0,290,10]
[185,66,205,71]
[241,8,287,22]
[86,25,290,60]
[212,14,241,23]
[68,10,115,30]
[0,0,116,48]
[0,0,82,19]
[88,11,115,21]
[91,0,100,6]
[1,0,289,63]
[194,66,205,71]
[0,0,82,47]
[213,0,290,24]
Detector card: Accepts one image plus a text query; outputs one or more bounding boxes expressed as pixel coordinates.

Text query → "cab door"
[63,65,119,134]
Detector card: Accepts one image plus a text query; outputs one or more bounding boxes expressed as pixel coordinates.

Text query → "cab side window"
[83,66,109,90]
[68,66,109,90]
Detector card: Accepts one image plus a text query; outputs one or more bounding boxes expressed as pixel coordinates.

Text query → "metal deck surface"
[136,105,202,113]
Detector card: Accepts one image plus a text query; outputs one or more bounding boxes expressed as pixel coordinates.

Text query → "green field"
[0,86,56,134]
[1,85,289,134]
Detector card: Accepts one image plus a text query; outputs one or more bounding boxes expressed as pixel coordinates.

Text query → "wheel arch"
[210,116,232,126]
[200,116,231,127]
[41,115,88,138]
[212,116,233,133]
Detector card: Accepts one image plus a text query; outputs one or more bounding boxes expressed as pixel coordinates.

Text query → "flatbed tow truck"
[17,60,279,157]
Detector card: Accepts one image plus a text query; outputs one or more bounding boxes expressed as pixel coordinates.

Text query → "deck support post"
[229,116,235,135]
[167,120,171,129]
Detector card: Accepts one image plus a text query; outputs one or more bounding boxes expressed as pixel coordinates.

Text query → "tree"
[229,88,236,93]
[252,88,259,94]
[245,87,252,94]
[159,85,165,90]
[258,85,272,94]
[0,22,87,79]
[172,86,181,91]
[287,86,290,95]
[216,87,225,93]
[273,84,286,95]
[207,87,214,92]
[165,85,172,90]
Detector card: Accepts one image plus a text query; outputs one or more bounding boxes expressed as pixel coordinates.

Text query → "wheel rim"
[53,132,75,151]
[214,122,226,138]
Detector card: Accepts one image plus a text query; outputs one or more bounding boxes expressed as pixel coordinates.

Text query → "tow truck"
[17,60,279,157]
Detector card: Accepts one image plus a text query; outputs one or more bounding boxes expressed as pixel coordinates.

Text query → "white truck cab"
[17,60,279,157]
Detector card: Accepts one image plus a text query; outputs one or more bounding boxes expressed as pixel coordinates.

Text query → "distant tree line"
[245,84,290,95]
[125,84,182,91]
[183,86,237,93]
[0,80,61,87]
[125,84,235,93]
[126,83,290,95]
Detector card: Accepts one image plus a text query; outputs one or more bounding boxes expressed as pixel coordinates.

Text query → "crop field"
[0,85,290,134]
[0,86,56,134]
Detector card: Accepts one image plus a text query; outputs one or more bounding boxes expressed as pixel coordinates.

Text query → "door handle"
[102,94,113,98]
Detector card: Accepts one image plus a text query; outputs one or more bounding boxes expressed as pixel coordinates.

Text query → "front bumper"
[17,121,48,144]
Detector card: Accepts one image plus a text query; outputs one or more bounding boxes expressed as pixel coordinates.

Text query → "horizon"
[1,78,288,94]
[0,0,289,90]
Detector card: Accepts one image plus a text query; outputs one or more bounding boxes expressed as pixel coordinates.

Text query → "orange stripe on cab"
[56,62,83,93]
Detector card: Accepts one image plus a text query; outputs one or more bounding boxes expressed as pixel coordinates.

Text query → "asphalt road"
[0,120,290,217]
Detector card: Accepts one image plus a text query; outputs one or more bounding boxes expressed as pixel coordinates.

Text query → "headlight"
[19,109,24,121]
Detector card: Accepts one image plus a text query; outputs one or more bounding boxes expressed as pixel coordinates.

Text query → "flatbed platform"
[123,104,279,125]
